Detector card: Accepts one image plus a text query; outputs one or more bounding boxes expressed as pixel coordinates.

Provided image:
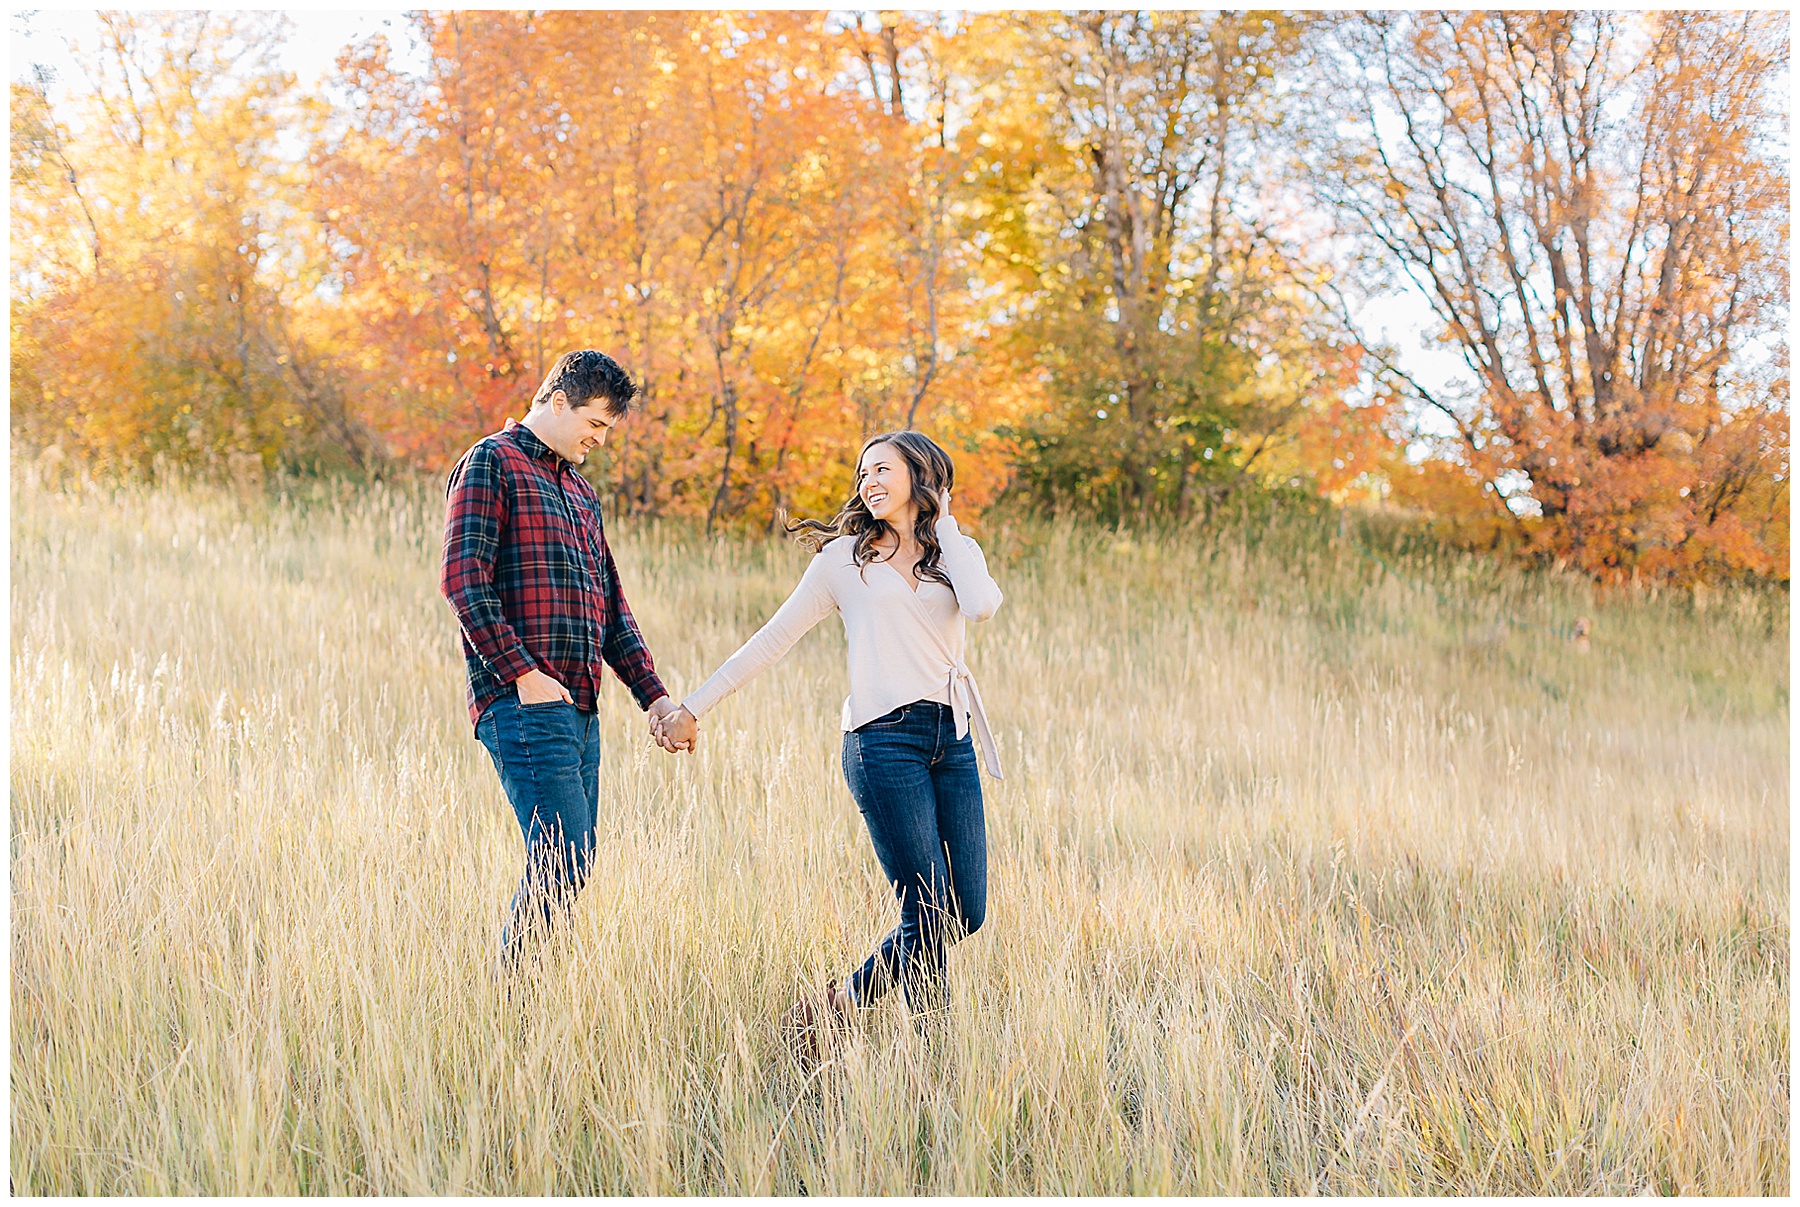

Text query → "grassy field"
[10,472,1788,1194]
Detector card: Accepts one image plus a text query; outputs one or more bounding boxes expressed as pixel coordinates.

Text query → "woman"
[652,430,1003,1031]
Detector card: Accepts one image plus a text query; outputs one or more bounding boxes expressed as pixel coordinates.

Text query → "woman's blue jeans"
[841,700,988,1013]
[476,696,601,968]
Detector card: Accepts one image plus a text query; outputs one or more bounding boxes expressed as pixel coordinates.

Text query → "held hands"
[647,697,699,754]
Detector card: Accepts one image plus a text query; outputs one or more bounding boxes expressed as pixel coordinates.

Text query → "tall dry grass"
[10,473,1788,1194]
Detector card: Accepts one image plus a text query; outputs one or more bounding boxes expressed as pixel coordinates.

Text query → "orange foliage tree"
[1305,11,1788,582]
[313,11,1034,526]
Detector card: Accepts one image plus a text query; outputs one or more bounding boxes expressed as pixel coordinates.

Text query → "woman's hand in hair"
[936,489,959,533]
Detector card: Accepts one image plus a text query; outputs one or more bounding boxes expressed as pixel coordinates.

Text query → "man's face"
[541,390,621,464]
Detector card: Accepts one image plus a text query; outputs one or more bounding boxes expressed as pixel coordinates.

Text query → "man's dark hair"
[530,349,638,416]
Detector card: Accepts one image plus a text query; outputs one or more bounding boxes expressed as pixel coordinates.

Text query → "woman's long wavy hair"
[785,430,956,586]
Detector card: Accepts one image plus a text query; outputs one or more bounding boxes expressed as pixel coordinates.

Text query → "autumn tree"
[661,14,872,529]
[312,11,1033,525]
[1305,11,1788,581]
[948,11,1363,521]
[816,12,1044,515]
[10,12,371,476]
[314,11,577,463]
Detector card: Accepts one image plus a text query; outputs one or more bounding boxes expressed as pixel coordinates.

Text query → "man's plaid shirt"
[441,418,667,727]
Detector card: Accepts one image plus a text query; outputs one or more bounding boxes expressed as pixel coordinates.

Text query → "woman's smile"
[858,441,911,521]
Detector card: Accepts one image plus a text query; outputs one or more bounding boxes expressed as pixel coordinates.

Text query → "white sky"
[11,9,425,98]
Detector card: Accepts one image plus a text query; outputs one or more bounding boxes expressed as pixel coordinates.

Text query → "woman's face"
[858,442,914,525]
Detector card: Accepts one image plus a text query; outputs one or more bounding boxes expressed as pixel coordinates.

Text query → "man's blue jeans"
[841,700,988,1013]
[476,696,601,967]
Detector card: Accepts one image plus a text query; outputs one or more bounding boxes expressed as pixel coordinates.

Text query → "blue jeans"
[476,696,601,967]
[841,700,988,1013]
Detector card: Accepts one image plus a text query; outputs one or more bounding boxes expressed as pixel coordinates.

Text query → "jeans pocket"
[858,705,909,731]
[477,712,501,767]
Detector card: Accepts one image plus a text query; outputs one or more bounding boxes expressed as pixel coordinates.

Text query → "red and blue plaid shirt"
[441,418,667,727]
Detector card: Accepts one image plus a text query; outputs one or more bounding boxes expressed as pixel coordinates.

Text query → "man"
[441,348,682,970]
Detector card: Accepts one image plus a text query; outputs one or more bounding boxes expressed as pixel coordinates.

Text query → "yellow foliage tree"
[11,13,371,476]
